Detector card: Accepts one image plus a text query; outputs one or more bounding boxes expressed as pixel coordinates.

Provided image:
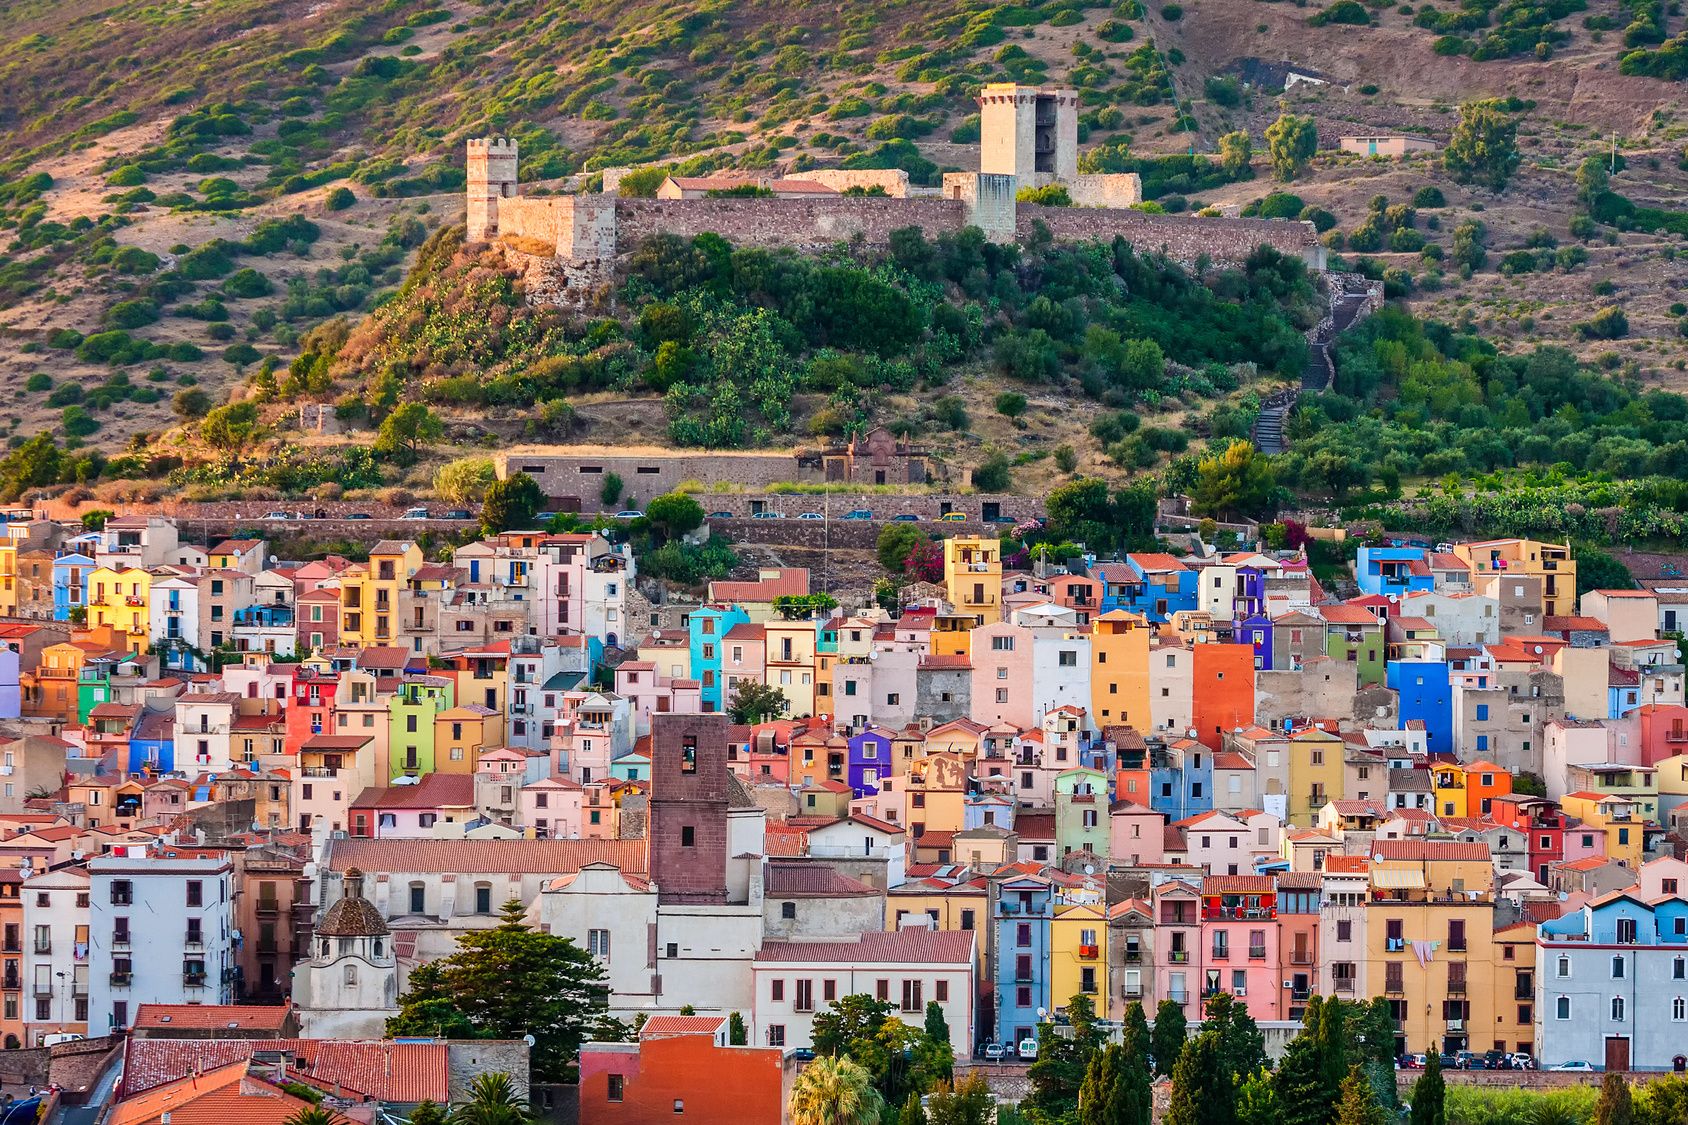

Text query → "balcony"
[1446,1018,1465,1032]
[301,766,339,778]
[1169,950,1189,963]
[1385,980,1404,997]
[183,934,204,950]
[1248,945,1267,960]
[183,972,207,987]
[111,934,130,951]
[1211,947,1229,961]
[33,942,49,956]
[1386,938,1405,953]
[1448,980,1466,996]
[1290,950,1313,965]
[32,982,52,997]
[1124,950,1143,964]
[1166,989,1189,1004]
[109,972,131,987]
[1290,987,1311,1001]
[1333,978,1355,993]
[1078,944,1099,960]
[257,900,280,916]
[1123,984,1143,998]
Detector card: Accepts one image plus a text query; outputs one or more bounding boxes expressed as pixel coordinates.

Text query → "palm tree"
[789,1056,884,1125]
[283,1107,346,1125]
[451,1072,535,1125]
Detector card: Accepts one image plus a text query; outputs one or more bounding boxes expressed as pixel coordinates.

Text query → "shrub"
[105,298,160,330]
[1576,305,1629,339]
[326,186,356,210]
[1310,0,1372,24]
[1161,4,1184,18]
[1412,185,1448,208]
[25,373,51,393]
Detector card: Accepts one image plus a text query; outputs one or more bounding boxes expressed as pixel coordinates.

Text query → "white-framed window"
[1555,996,1570,1020]
[588,929,610,960]
[1557,955,1570,978]
[1673,997,1686,1022]
[1611,997,1626,1022]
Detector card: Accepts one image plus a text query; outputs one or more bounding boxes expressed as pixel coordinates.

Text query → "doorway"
[1605,1036,1630,1073]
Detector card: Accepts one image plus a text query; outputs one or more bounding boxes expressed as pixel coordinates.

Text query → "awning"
[1370,868,1426,890]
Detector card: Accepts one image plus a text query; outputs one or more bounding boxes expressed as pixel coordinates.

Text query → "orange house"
[579,1017,788,1124]
[1463,759,1513,818]
[1191,642,1255,750]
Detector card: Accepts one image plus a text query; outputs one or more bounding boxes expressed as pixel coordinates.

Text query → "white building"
[1318,858,1369,1002]
[751,930,975,1051]
[87,851,234,1033]
[292,868,398,1038]
[173,690,240,774]
[1399,590,1500,648]
[21,865,89,1045]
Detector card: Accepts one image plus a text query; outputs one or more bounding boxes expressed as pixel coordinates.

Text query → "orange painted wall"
[579,1034,787,1124]
[1191,643,1255,751]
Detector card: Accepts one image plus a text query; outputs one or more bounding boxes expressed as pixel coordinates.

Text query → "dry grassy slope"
[2,0,1687,460]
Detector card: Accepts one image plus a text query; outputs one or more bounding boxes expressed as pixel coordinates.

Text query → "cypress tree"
[1409,1048,1446,1125]
[1150,998,1188,1078]
[1166,1031,1225,1125]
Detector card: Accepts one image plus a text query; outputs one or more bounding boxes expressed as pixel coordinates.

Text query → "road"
[48,1052,121,1125]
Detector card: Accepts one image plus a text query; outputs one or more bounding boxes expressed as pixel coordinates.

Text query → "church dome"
[317,867,390,938]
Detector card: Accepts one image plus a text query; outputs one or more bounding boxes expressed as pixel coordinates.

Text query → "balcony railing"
[1211,947,1229,960]
[33,942,49,956]
[1166,989,1189,1004]
[1124,950,1142,963]
[1447,980,1466,996]
[301,766,339,778]
[109,972,131,987]
[184,934,204,949]
[1169,950,1189,963]
[257,900,280,915]
[1386,938,1405,952]
[1079,944,1099,960]
[1333,978,1355,993]
[183,972,207,987]
[1290,950,1313,965]
[111,934,130,951]
[1385,980,1404,996]
[32,982,52,997]
[1248,946,1267,960]
[1,974,17,991]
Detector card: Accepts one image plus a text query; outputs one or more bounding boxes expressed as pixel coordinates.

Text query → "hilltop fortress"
[467,84,1324,299]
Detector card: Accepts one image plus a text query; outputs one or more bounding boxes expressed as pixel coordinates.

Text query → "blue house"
[1092,555,1198,624]
[1387,660,1453,756]
[128,707,175,774]
[847,726,894,797]
[1148,737,1213,821]
[994,874,1054,1048]
[52,551,95,622]
[1356,547,1437,599]
[1609,666,1642,719]
[688,605,751,713]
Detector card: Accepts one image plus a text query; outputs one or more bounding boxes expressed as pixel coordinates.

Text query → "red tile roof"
[1373,839,1491,861]
[709,569,811,603]
[754,930,975,964]
[1319,605,1380,625]
[326,837,647,875]
[350,772,475,810]
[766,862,879,897]
[132,1003,292,1033]
[1323,855,1370,874]
[111,1059,316,1125]
[1202,874,1276,894]
[640,1015,727,1038]
[119,1039,450,1102]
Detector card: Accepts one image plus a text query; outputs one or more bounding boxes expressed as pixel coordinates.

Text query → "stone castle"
[466,84,1324,298]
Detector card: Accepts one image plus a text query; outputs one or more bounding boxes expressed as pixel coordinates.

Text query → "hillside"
[1,0,1688,482]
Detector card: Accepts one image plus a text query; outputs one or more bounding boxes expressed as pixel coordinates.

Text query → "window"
[1676,957,1686,981]
[1611,996,1626,1022]
[588,929,610,960]
[475,884,492,915]
[409,882,426,914]
[771,979,784,1002]
[767,1026,785,1047]
[1674,997,1687,1022]
[1612,956,1626,980]
[1557,955,1570,978]
[781,902,796,920]
[824,979,836,1002]
[608,1075,624,1102]
[795,979,814,1012]
[901,979,923,1012]
[681,826,695,847]
[681,736,697,773]
[1448,919,1466,952]
[936,980,948,1002]
[1336,920,1352,942]
[186,881,203,907]
[1556,996,1570,1020]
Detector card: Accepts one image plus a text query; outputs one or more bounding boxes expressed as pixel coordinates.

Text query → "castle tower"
[466,137,519,243]
[292,867,398,1038]
[648,713,731,905]
[977,84,1079,185]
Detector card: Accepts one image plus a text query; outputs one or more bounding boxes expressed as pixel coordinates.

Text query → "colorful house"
[51,551,94,622]
[847,726,895,797]
[994,873,1054,1047]
[1387,660,1452,756]
[1200,874,1281,1020]
[1050,894,1108,1017]
[1318,605,1385,687]
[387,676,453,780]
[689,605,752,713]
[1054,767,1108,858]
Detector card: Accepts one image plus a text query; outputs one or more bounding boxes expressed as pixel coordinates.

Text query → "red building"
[1489,793,1564,884]
[284,664,339,755]
[1191,643,1256,751]
[649,713,731,905]
[579,1016,788,1124]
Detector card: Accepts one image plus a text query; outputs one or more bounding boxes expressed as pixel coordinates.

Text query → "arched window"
[1555,996,1570,1020]
[1674,997,1686,1022]
[374,939,385,958]
[1557,955,1570,978]
[1611,996,1626,1022]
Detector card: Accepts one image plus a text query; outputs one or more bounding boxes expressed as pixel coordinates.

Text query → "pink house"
[1151,880,1201,1018]
[1178,811,1264,877]
[614,661,705,735]
[1560,818,1610,866]
[520,776,585,839]
[1199,874,1282,1021]
[1108,801,1166,865]
[969,622,1035,729]
[347,772,476,838]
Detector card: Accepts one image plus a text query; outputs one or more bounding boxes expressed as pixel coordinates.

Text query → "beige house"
[1337,135,1439,158]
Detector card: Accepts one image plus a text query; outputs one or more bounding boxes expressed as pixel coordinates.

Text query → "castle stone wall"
[614,196,969,252]
[786,168,911,197]
[1067,173,1143,209]
[1015,206,1324,268]
[495,196,572,254]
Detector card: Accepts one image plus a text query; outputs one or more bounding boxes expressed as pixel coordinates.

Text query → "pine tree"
[729,1011,748,1046]
[1166,1031,1226,1125]
[1150,998,1188,1078]
[1123,1001,1151,1060]
[927,1074,995,1125]
[1235,1067,1283,1125]
[1274,1029,1334,1125]
[1409,1049,1445,1125]
[1335,1065,1386,1125]
[1596,1072,1634,1125]
[1315,994,1350,1101]
[924,1000,955,1081]
[407,1102,448,1125]
[1117,1025,1154,1125]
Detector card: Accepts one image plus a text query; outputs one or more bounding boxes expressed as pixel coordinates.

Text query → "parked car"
[1018,1038,1039,1060]
[842,509,874,520]
[1397,1054,1423,1070]
[443,509,473,520]
[797,512,825,521]
[1549,1060,1595,1072]
[984,1043,1005,1062]
[1482,1050,1510,1071]
[790,1047,816,1062]
[986,514,1017,524]
[1438,1054,1459,1070]
[890,513,921,522]
[707,511,735,520]
[346,512,372,520]
[938,512,968,522]
[1454,1051,1481,1070]
[262,510,291,520]
[42,1033,84,1047]
[400,506,430,520]
[1508,1053,1535,1070]
[613,510,643,519]
[752,511,784,519]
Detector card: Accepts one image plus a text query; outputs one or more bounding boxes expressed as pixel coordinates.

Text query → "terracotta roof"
[1276,870,1321,889]
[119,1039,450,1103]
[1128,553,1188,573]
[1373,839,1491,861]
[709,569,811,602]
[1014,812,1054,840]
[1319,605,1380,625]
[326,837,647,875]
[356,645,413,670]
[1323,855,1370,874]
[111,1059,316,1125]
[765,862,879,897]
[132,1003,292,1032]
[919,654,972,670]
[1557,855,1618,872]
[1202,874,1275,894]
[754,930,975,964]
[350,772,475,810]
[1544,616,1608,632]
[640,1015,727,1038]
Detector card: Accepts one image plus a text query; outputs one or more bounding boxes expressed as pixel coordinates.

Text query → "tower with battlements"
[978,84,1079,185]
[466,137,518,243]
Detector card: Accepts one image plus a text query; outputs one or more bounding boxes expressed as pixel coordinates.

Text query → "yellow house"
[906,752,970,838]
[433,704,501,773]
[1452,538,1577,617]
[923,718,988,762]
[764,618,818,717]
[1559,790,1646,868]
[1431,762,1468,820]
[1365,839,1503,1056]
[930,614,977,660]
[886,874,990,968]
[1656,752,1688,814]
[339,540,423,646]
[1051,898,1109,1016]
[943,537,1001,626]
[1286,727,1346,827]
[85,565,151,655]
[1090,610,1151,730]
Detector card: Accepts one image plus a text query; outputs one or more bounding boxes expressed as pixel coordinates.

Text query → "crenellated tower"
[466,137,519,242]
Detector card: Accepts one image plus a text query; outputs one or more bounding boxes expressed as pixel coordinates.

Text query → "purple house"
[1240,611,1274,670]
[847,725,895,797]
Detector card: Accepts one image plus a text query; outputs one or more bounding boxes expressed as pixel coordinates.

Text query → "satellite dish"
[1084,864,1095,876]
[523,1034,536,1047]
[1037,1007,1048,1020]
[1372,854,1384,864]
